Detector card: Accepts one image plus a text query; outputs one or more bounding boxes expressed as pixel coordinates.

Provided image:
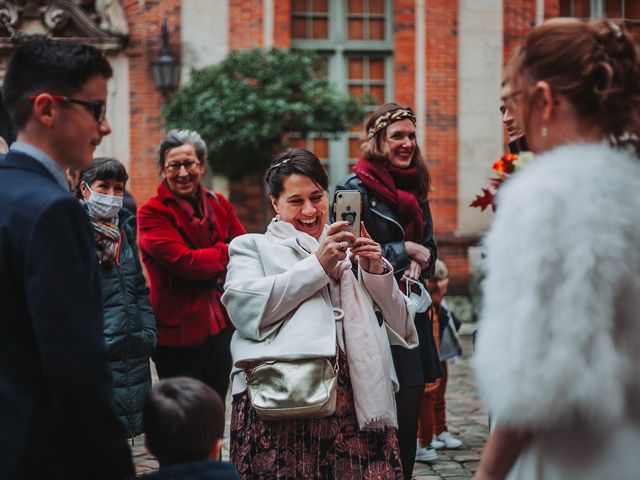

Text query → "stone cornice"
[0,1,128,52]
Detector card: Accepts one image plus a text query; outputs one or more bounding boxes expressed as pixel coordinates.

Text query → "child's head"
[433,259,448,282]
[428,259,450,301]
[143,377,225,467]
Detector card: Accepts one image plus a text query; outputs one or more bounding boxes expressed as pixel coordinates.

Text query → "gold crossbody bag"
[245,342,340,421]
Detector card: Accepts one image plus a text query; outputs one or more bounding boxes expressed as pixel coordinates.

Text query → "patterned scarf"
[86,206,120,267]
[354,156,425,242]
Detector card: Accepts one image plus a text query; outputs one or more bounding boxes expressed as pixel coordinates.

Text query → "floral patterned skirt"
[230,352,404,479]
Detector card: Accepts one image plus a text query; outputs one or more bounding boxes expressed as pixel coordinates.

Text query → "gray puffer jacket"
[98,208,157,438]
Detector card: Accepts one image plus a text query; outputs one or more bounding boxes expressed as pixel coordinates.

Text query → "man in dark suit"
[0,40,134,479]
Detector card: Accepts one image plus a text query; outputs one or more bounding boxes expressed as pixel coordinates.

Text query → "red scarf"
[159,181,220,249]
[354,156,424,242]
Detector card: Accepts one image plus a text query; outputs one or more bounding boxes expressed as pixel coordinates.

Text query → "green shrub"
[163,48,364,179]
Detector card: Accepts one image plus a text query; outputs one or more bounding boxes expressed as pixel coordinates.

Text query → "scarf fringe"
[361,414,398,432]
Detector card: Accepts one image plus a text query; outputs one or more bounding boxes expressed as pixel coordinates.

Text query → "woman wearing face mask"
[336,103,441,477]
[76,157,157,439]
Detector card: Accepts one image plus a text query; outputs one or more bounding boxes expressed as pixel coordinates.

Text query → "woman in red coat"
[138,129,246,400]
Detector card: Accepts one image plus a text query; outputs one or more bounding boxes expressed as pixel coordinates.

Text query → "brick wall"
[424,0,458,236]
[503,0,536,64]
[274,1,291,49]
[229,0,264,50]
[226,0,269,232]
[421,0,468,292]
[125,0,181,206]
[393,0,416,107]
[229,174,271,233]
[544,0,561,19]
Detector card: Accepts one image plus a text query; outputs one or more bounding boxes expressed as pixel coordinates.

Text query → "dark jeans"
[153,328,234,402]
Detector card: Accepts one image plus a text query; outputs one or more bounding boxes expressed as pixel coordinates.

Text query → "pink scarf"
[266,219,397,430]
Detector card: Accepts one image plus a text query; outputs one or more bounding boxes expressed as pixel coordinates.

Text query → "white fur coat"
[473,143,640,479]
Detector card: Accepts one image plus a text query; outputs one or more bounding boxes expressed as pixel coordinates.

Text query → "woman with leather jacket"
[336,103,441,479]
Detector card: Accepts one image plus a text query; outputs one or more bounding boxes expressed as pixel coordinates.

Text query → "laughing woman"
[222,148,419,479]
[336,103,441,477]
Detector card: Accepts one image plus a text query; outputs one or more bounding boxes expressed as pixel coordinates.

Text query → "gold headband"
[367,108,416,138]
[266,157,290,181]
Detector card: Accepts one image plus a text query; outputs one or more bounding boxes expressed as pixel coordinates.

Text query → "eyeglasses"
[501,89,525,112]
[29,94,107,123]
[164,159,202,174]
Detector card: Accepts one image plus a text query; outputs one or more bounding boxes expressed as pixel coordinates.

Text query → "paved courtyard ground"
[132,329,487,479]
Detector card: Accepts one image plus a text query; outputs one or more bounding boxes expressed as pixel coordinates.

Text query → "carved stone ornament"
[0,0,129,51]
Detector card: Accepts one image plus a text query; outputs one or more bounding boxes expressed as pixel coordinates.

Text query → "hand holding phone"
[315,221,356,274]
[333,190,362,239]
[351,222,384,274]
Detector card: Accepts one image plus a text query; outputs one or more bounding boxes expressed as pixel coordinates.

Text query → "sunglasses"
[28,94,107,123]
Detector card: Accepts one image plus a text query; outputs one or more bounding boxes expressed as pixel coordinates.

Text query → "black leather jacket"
[335,173,437,279]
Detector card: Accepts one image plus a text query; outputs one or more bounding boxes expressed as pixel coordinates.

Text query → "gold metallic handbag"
[245,345,340,421]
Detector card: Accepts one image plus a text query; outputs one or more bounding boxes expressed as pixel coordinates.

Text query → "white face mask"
[85,184,123,219]
[404,277,432,313]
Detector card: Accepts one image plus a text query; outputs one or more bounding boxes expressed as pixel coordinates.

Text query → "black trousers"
[390,309,443,480]
[153,327,234,402]
[395,385,424,480]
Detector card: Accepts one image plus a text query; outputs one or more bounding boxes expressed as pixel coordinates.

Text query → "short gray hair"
[158,129,207,168]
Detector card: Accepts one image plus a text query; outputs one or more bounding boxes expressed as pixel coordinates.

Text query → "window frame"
[291,0,394,189]
[562,0,640,22]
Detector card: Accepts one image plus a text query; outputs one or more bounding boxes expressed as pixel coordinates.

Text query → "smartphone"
[333,190,362,238]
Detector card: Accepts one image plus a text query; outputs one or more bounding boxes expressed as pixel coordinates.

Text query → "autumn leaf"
[470,188,496,212]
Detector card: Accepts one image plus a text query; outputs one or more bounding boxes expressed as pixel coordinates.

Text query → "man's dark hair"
[143,377,225,467]
[2,39,113,129]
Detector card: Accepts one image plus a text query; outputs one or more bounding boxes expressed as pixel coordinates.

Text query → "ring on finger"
[338,241,346,251]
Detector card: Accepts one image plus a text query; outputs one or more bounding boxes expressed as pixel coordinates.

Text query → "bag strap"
[245,337,341,381]
[333,338,340,374]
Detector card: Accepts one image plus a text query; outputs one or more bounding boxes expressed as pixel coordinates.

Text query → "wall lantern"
[151,20,180,95]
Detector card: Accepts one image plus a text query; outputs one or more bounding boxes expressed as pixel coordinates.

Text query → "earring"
[541,126,548,138]
[274,214,280,222]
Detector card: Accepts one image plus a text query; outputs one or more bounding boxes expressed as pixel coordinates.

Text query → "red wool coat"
[138,181,246,347]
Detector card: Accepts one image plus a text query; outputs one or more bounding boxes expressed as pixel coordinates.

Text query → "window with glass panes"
[346,56,387,162]
[560,1,640,37]
[291,0,393,187]
[288,135,332,176]
[292,0,330,39]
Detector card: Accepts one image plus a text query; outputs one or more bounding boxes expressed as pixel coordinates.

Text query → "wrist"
[366,262,385,275]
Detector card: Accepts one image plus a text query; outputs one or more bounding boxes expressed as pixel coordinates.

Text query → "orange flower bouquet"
[470,151,534,211]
